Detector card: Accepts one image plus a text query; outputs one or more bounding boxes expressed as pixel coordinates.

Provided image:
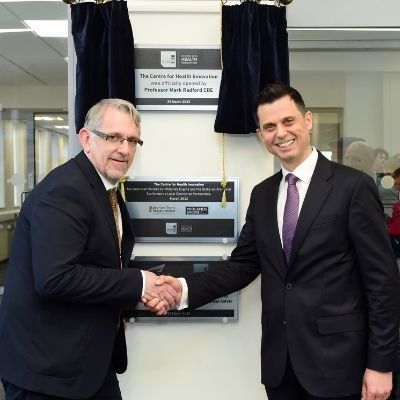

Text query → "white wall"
[119,3,269,400]
[66,1,400,399]
[382,74,400,153]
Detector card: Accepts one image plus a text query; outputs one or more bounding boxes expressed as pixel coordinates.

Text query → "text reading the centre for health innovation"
[135,47,221,110]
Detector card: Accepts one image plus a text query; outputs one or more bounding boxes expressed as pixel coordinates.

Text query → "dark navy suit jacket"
[185,152,400,397]
[0,151,142,398]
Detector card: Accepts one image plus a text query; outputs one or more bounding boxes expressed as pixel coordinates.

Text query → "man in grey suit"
[0,99,178,400]
[147,83,400,400]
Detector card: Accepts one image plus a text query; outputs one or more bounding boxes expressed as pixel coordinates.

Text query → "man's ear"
[305,111,313,132]
[78,128,90,153]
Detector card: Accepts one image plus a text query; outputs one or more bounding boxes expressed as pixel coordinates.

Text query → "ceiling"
[0,0,68,86]
[0,1,399,135]
[2,0,400,83]
[1,1,400,87]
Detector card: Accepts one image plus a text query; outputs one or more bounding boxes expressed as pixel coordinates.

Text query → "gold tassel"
[118,176,128,202]
[221,177,227,208]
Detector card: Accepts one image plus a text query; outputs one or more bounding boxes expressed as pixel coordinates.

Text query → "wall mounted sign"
[124,257,238,323]
[125,177,239,243]
[135,46,221,110]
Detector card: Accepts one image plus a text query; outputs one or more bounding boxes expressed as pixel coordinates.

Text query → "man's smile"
[276,139,295,148]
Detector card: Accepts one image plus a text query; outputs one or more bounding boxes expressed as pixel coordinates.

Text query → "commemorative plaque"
[135,46,221,110]
[124,256,238,323]
[125,177,239,243]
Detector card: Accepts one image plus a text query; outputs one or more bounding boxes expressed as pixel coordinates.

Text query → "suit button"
[285,283,293,290]
[283,320,287,327]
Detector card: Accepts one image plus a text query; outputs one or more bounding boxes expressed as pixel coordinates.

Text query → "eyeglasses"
[91,129,143,147]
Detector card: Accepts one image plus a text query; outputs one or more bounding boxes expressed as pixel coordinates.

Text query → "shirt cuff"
[177,277,188,310]
[140,270,145,297]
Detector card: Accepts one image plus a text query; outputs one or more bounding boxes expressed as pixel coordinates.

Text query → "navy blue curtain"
[71,0,135,133]
[214,1,289,134]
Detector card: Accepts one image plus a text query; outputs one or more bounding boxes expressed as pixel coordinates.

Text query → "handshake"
[141,271,183,315]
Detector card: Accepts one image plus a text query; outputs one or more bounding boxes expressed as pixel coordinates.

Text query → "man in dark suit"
[149,84,400,400]
[0,99,178,400]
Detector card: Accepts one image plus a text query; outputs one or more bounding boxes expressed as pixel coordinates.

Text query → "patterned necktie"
[108,188,121,251]
[282,173,299,263]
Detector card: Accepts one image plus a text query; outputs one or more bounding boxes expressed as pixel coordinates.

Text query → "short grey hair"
[83,98,141,132]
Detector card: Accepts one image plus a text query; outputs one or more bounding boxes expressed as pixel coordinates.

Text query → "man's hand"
[142,296,169,316]
[141,271,181,315]
[361,368,392,400]
[156,275,182,296]
[141,275,183,315]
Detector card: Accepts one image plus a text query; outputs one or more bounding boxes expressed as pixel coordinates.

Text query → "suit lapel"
[74,151,121,261]
[289,153,333,266]
[264,172,287,276]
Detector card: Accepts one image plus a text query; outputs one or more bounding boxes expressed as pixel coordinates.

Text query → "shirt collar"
[98,173,117,191]
[281,147,318,184]
[84,151,117,191]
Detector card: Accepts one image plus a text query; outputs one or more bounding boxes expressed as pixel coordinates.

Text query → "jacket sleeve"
[348,174,400,371]
[186,188,261,309]
[29,182,142,306]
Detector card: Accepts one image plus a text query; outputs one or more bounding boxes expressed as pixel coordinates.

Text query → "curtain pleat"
[71,1,135,133]
[214,2,289,134]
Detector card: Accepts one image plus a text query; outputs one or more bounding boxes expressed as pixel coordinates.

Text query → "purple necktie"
[282,173,299,262]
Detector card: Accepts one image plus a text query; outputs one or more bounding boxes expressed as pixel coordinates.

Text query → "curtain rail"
[64,1,291,13]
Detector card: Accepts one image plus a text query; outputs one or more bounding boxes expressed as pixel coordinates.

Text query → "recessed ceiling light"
[1,0,60,2]
[0,29,31,34]
[54,125,69,130]
[23,20,68,38]
[35,116,64,121]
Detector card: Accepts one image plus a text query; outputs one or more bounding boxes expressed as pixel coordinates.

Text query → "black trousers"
[265,356,359,400]
[1,367,121,400]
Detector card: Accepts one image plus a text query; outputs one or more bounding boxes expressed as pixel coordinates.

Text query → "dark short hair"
[253,83,306,128]
[393,167,400,179]
[374,148,389,158]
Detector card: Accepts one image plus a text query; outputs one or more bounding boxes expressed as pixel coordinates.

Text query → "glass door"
[0,110,35,300]
[0,110,68,302]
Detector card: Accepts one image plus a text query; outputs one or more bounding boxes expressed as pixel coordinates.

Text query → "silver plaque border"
[127,256,238,323]
[125,176,239,243]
